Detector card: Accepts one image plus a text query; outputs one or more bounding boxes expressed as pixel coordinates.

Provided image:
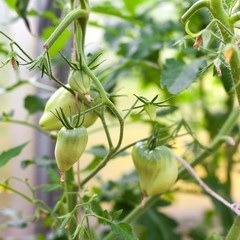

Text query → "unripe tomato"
[68,70,91,95]
[132,142,178,196]
[39,86,98,131]
[144,104,156,121]
[55,126,88,171]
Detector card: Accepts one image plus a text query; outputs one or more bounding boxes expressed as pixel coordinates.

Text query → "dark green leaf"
[16,0,31,32]
[137,201,181,240]
[24,95,47,115]
[161,59,205,94]
[220,65,234,95]
[0,142,29,167]
[110,222,138,240]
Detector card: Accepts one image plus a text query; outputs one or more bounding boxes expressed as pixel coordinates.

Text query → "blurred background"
[0,0,240,239]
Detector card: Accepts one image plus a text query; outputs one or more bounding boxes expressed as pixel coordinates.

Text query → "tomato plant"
[0,0,240,240]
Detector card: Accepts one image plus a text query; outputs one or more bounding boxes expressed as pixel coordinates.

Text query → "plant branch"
[43,8,89,50]
[181,0,209,23]
[172,151,240,215]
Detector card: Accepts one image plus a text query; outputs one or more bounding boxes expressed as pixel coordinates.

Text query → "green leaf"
[123,0,148,15]
[91,200,103,216]
[0,142,29,167]
[91,2,137,23]
[220,65,234,95]
[46,167,60,184]
[16,0,31,32]
[3,0,17,10]
[137,200,181,240]
[24,95,47,115]
[86,145,108,157]
[21,156,57,169]
[161,59,205,94]
[112,209,123,221]
[0,110,14,120]
[110,222,138,240]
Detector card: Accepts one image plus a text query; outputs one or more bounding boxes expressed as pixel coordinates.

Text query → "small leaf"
[81,157,103,172]
[112,209,123,221]
[91,200,103,215]
[24,95,47,115]
[110,222,138,240]
[0,142,29,167]
[0,110,14,120]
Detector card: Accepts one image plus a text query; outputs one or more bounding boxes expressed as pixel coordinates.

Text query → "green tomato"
[55,126,88,171]
[39,86,98,131]
[132,142,178,196]
[144,104,156,121]
[68,70,91,95]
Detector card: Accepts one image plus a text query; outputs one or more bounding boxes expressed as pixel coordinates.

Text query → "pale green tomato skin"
[132,142,178,196]
[55,126,88,171]
[39,86,98,131]
[68,70,91,95]
[144,104,156,121]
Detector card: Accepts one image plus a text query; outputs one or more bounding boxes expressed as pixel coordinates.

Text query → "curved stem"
[43,8,89,50]
[230,12,240,24]
[0,119,50,136]
[181,0,209,23]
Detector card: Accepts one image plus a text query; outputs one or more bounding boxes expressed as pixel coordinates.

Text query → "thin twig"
[171,150,240,216]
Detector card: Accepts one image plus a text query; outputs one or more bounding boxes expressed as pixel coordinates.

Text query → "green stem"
[43,8,89,50]
[181,0,209,23]
[0,119,50,136]
[103,108,239,240]
[64,168,78,240]
[229,11,240,24]
[225,216,240,240]
[208,0,240,104]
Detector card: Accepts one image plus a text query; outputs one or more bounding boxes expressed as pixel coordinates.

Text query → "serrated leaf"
[46,167,60,184]
[112,209,123,221]
[161,59,205,94]
[24,95,47,115]
[110,222,138,240]
[7,219,27,228]
[0,142,29,167]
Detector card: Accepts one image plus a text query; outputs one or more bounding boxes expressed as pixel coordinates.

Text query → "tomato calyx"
[132,94,175,121]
